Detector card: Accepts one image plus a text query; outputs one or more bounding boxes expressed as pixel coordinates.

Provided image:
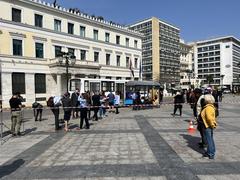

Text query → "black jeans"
[115,105,119,114]
[51,108,60,130]
[93,107,99,121]
[34,109,42,121]
[197,120,207,146]
[173,105,182,116]
[80,108,90,129]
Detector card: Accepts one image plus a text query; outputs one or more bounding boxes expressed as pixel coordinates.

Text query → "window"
[35,14,43,28]
[35,42,44,58]
[106,54,110,65]
[117,55,120,66]
[126,38,129,47]
[93,52,99,62]
[12,73,25,94]
[80,26,85,37]
[105,32,110,42]
[12,8,21,22]
[13,39,22,56]
[134,58,138,68]
[126,57,130,67]
[93,29,98,40]
[55,46,62,57]
[35,74,46,93]
[54,19,61,32]
[116,35,120,45]
[68,48,75,56]
[68,23,74,34]
[134,40,138,48]
[80,50,86,60]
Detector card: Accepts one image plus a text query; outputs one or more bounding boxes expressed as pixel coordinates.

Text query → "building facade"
[0,0,142,108]
[129,17,180,88]
[179,40,196,89]
[193,36,240,90]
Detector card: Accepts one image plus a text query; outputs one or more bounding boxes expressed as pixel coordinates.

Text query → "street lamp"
[57,51,76,93]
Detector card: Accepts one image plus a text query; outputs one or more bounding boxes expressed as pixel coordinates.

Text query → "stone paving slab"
[0,135,48,165]
[27,133,157,167]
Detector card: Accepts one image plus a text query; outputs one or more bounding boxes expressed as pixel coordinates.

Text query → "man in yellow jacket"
[201,94,217,159]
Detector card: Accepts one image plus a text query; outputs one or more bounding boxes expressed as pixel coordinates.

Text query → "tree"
[206,74,214,86]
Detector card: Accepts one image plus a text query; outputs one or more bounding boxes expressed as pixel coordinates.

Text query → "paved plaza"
[1,95,240,179]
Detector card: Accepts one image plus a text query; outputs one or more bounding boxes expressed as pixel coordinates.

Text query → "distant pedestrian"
[32,102,43,121]
[62,92,72,131]
[114,91,120,114]
[172,91,184,116]
[107,91,115,113]
[99,91,107,118]
[48,96,62,130]
[9,93,22,136]
[71,88,79,118]
[92,92,101,121]
[78,93,90,129]
[201,94,217,159]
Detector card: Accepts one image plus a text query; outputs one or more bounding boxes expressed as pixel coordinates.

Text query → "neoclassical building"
[0,0,142,107]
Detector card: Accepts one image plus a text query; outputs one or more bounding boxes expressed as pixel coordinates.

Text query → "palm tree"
[206,74,214,86]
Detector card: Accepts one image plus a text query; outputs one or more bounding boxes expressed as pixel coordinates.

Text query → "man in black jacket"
[172,91,184,116]
[71,88,79,118]
[92,92,101,121]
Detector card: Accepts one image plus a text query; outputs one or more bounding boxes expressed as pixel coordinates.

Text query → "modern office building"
[0,0,142,107]
[129,17,180,88]
[193,36,240,91]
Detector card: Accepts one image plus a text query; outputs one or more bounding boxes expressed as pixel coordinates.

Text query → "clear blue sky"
[47,0,240,42]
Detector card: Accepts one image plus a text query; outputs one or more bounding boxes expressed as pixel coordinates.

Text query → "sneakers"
[203,152,214,159]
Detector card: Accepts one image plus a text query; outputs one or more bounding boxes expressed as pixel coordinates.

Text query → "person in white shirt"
[114,91,120,114]
[52,96,62,130]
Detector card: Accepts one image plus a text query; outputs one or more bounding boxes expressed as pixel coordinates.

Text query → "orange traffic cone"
[188,120,196,133]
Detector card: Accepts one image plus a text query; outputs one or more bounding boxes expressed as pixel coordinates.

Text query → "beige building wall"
[151,17,160,82]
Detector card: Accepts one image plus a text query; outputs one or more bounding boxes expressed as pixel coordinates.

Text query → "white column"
[57,74,62,96]
[1,72,12,108]
[25,73,35,107]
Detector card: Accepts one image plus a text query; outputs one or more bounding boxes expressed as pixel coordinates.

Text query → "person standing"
[62,92,72,131]
[32,102,43,121]
[9,93,22,136]
[99,91,107,118]
[201,94,217,159]
[107,91,115,113]
[92,92,101,121]
[114,91,120,114]
[51,96,62,130]
[71,88,79,118]
[172,92,184,116]
[78,93,90,129]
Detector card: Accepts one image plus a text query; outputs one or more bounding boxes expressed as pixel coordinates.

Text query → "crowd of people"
[172,87,219,159]
[47,89,121,131]
[9,87,219,159]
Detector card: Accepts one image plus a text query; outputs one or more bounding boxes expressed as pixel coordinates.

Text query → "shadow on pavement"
[180,134,204,154]
[23,127,37,135]
[0,159,25,178]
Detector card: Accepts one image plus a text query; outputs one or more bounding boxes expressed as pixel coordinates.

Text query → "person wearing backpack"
[62,92,72,131]
[48,96,62,130]
[32,102,43,121]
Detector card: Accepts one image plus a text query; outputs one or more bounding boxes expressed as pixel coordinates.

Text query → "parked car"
[223,89,231,94]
